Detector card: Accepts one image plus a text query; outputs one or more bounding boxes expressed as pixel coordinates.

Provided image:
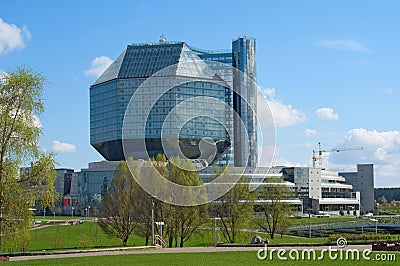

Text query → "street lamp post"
[88,206,91,218]
[72,207,74,218]
[151,200,155,246]
[369,218,378,235]
[156,221,165,238]
[306,208,312,238]
[301,198,304,216]
[213,217,221,245]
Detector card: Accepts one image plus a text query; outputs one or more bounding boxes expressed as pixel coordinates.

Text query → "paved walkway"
[9,245,372,261]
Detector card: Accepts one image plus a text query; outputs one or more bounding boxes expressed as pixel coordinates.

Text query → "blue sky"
[1,0,399,187]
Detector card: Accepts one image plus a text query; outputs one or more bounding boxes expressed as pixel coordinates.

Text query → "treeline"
[99,155,294,247]
[375,188,400,202]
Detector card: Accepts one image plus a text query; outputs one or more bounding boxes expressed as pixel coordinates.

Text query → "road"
[9,244,372,261]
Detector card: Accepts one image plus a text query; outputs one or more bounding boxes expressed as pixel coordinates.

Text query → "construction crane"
[312,142,364,168]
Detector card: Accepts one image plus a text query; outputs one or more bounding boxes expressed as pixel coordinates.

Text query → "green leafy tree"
[136,154,168,246]
[165,157,208,247]
[379,196,388,205]
[0,67,57,250]
[252,178,295,240]
[141,155,208,248]
[209,167,254,243]
[99,159,141,246]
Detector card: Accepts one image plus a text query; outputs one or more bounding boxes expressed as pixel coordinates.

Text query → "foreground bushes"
[329,233,392,242]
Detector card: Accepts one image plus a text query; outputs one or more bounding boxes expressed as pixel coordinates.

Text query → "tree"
[379,196,388,205]
[136,154,168,246]
[142,156,207,248]
[0,67,57,250]
[165,157,208,247]
[252,178,295,240]
[99,159,141,246]
[209,167,254,243]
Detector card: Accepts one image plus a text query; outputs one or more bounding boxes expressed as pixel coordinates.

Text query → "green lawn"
[2,220,398,254]
[33,215,92,221]
[291,217,358,225]
[6,251,400,265]
[2,222,146,254]
[1,222,332,254]
[377,206,400,214]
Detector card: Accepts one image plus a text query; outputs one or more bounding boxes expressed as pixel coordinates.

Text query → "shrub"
[329,233,392,242]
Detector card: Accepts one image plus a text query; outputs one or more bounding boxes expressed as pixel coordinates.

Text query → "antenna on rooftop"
[159,33,166,42]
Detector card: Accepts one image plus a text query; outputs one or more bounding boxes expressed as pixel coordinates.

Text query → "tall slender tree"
[252,177,295,239]
[209,167,254,244]
[141,155,208,248]
[166,157,208,247]
[0,67,57,250]
[99,159,141,246]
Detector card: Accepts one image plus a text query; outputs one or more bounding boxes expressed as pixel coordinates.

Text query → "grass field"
[2,217,399,254]
[33,215,81,220]
[377,206,400,214]
[291,217,358,224]
[1,221,332,254]
[6,251,400,265]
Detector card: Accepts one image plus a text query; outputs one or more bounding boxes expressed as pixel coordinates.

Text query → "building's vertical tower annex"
[357,164,375,212]
[340,164,375,213]
[232,37,258,167]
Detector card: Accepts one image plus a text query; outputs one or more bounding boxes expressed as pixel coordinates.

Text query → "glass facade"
[90,38,257,167]
[77,161,120,216]
[232,38,257,167]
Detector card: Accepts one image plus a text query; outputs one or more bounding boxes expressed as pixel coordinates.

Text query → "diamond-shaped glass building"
[90,37,257,167]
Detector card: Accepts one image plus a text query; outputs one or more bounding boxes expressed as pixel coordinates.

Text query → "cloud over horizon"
[52,140,76,153]
[316,107,339,121]
[0,18,31,55]
[304,129,318,138]
[316,40,369,53]
[328,128,400,187]
[85,56,113,77]
[259,88,306,127]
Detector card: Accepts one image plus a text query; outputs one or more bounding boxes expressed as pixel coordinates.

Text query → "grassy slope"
[6,251,400,266]
[3,216,398,253]
[7,222,328,252]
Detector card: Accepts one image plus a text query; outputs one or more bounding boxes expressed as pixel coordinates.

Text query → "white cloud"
[259,88,306,127]
[304,129,317,138]
[386,88,393,94]
[84,56,113,77]
[315,107,339,121]
[328,128,400,187]
[273,158,304,167]
[52,140,76,153]
[316,40,369,53]
[0,18,31,55]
